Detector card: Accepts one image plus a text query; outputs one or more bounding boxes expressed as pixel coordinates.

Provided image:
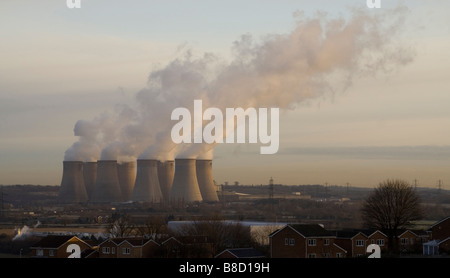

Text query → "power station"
[83,161,97,200]
[158,160,175,203]
[57,161,88,203]
[170,158,203,204]
[117,161,136,202]
[196,159,219,202]
[132,159,163,203]
[90,160,123,203]
[57,157,219,205]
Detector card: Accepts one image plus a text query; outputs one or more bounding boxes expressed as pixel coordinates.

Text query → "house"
[366,230,388,252]
[423,216,450,256]
[428,216,450,241]
[30,235,93,258]
[97,237,160,258]
[334,230,368,257]
[269,224,347,258]
[397,229,427,254]
[215,248,265,258]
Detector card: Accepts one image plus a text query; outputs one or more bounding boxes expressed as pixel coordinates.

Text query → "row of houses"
[270,216,450,258]
[29,216,450,258]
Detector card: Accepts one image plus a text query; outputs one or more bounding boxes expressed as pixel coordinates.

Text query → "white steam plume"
[64,6,414,162]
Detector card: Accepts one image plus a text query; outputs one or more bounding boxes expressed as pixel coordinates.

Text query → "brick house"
[367,230,388,252]
[269,224,347,258]
[428,216,450,241]
[423,216,450,256]
[334,230,368,257]
[398,229,427,253]
[30,235,93,258]
[97,237,160,258]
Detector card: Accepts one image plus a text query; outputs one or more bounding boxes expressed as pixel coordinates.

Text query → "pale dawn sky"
[0,0,449,188]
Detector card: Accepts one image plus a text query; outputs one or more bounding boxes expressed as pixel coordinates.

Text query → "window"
[285,238,295,245]
[356,240,365,246]
[49,250,54,257]
[401,238,408,245]
[112,247,115,254]
[102,247,110,254]
[123,247,130,255]
[324,239,329,246]
[336,253,343,258]
[322,253,330,258]
[376,239,385,246]
[36,249,43,256]
[308,239,316,246]
[308,253,316,258]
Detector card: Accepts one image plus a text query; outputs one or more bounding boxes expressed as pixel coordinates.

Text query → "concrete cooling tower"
[131,159,163,203]
[90,160,123,203]
[117,161,136,202]
[196,159,219,202]
[83,161,97,200]
[170,159,203,203]
[157,160,175,202]
[57,161,88,203]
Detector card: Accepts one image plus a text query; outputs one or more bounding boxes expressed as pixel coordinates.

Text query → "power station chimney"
[170,158,203,203]
[196,159,219,202]
[157,160,175,202]
[83,161,97,200]
[90,160,123,203]
[57,161,88,203]
[117,161,136,202]
[132,159,163,203]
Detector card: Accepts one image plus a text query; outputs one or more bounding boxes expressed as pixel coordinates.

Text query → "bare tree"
[175,213,254,257]
[107,214,136,238]
[136,215,168,240]
[361,179,423,253]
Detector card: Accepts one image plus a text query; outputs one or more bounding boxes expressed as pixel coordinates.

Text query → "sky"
[0,0,450,188]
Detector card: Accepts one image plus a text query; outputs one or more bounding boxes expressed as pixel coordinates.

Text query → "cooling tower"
[157,160,175,202]
[196,159,219,202]
[57,161,88,203]
[117,161,136,202]
[131,159,163,203]
[83,161,97,200]
[90,160,123,203]
[170,158,203,203]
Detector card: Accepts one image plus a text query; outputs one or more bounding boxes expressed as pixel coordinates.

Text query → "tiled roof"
[106,237,154,246]
[218,248,265,258]
[429,216,450,230]
[333,229,368,238]
[289,224,334,237]
[30,235,76,249]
